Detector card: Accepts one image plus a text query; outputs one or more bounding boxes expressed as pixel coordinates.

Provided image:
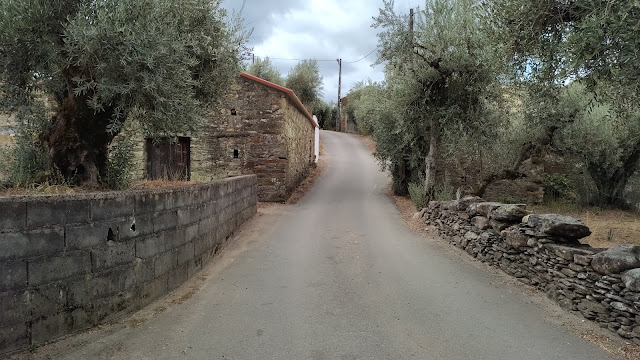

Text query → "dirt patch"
[286,144,327,204]
[0,134,13,147]
[393,193,640,360]
[532,204,640,248]
[357,134,376,154]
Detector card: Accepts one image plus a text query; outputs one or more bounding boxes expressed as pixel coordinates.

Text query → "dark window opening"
[146,137,191,181]
[231,109,237,115]
[233,149,239,158]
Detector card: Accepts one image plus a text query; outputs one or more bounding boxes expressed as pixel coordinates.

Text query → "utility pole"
[336,58,342,132]
[409,8,414,36]
[252,54,255,65]
[410,9,415,69]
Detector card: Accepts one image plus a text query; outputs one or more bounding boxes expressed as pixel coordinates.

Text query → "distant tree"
[344,80,386,135]
[247,57,284,85]
[285,60,323,108]
[0,0,249,186]
[314,100,336,130]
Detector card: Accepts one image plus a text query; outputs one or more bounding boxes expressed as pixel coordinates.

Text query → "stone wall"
[282,100,315,196]
[199,77,288,201]
[0,175,257,355]
[197,74,315,202]
[419,198,640,343]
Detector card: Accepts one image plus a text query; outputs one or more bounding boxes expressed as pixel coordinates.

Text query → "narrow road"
[28,131,612,359]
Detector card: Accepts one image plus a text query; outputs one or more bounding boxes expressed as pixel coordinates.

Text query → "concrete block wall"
[0,175,257,355]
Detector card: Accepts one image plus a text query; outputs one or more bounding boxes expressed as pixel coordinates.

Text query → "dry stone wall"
[0,176,257,355]
[420,197,640,343]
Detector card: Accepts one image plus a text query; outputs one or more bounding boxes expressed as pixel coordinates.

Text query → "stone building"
[139,72,318,202]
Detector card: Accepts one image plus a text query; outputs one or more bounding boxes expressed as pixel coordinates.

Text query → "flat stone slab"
[523,213,591,240]
[467,202,502,217]
[592,245,640,275]
[490,204,528,223]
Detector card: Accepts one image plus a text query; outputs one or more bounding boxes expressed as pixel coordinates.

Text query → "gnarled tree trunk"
[424,117,440,199]
[44,71,115,185]
[588,146,640,208]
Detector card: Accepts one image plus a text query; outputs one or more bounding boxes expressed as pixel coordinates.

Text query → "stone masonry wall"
[419,198,640,343]
[196,78,288,201]
[282,99,315,197]
[0,175,257,355]
[196,75,315,202]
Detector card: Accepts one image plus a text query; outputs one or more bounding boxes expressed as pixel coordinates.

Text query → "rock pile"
[419,197,640,342]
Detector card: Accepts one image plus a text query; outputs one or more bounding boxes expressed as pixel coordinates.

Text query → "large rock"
[468,202,502,217]
[456,196,482,211]
[622,269,640,292]
[524,213,591,240]
[490,204,528,223]
[591,245,640,275]
[471,216,490,230]
[504,231,530,249]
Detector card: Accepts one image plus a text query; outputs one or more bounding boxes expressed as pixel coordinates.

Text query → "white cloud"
[223,0,420,103]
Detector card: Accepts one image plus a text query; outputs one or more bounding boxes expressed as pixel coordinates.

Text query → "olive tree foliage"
[247,57,284,86]
[285,60,323,109]
[0,0,250,186]
[372,0,505,197]
[489,0,640,207]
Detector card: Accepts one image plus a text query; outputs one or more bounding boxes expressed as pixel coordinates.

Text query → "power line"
[267,57,336,62]
[256,49,378,64]
[344,48,377,63]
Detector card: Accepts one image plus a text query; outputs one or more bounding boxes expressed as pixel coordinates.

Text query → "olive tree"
[373,0,504,198]
[247,57,284,85]
[0,0,249,185]
[489,0,640,207]
[285,60,323,108]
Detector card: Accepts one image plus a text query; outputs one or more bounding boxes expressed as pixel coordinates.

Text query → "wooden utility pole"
[336,58,342,131]
[409,8,414,36]
[410,9,415,67]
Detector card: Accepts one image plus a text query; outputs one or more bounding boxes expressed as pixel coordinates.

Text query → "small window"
[231,109,237,115]
[233,149,239,158]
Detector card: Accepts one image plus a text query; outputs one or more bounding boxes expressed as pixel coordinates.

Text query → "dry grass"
[0,134,13,147]
[357,134,376,154]
[0,183,81,197]
[0,179,205,197]
[129,179,203,190]
[531,203,640,248]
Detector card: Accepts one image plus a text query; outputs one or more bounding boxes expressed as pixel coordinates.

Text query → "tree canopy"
[285,59,323,108]
[371,0,504,196]
[0,0,249,185]
[247,57,284,86]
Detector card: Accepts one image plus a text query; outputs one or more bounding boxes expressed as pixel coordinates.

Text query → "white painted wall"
[313,115,320,163]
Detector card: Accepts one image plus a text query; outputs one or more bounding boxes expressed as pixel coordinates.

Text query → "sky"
[221,0,420,104]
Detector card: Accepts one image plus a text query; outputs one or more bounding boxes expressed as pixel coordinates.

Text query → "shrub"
[408,181,428,210]
[1,105,51,186]
[103,137,135,189]
[543,174,574,201]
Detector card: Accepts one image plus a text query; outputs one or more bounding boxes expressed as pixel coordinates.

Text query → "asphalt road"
[29,131,613,359]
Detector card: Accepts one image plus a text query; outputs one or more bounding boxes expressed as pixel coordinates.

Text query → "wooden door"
[146,137,190,180]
